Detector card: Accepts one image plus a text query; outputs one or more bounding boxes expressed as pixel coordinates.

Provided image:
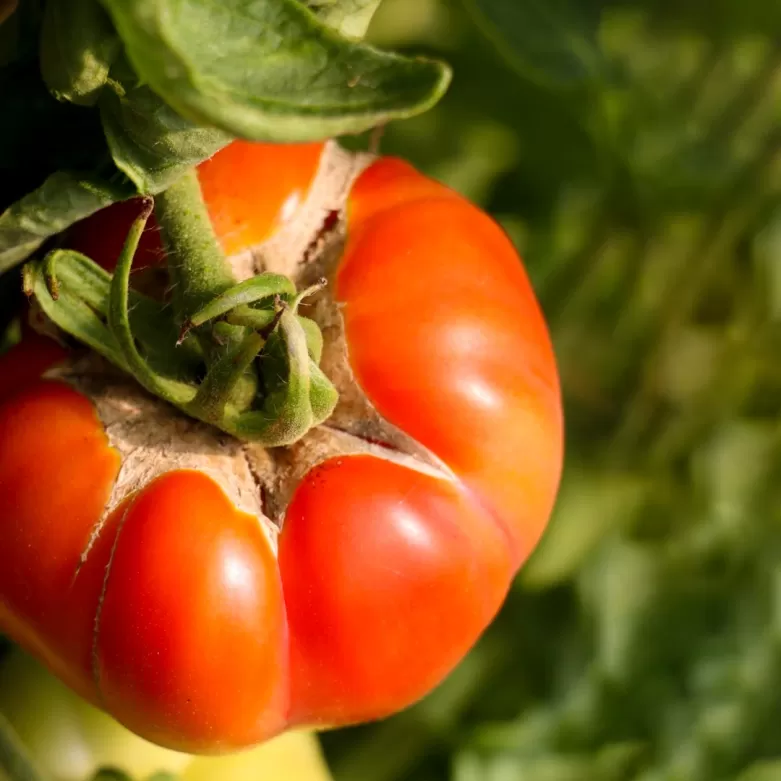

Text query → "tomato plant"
[0,140,563,754]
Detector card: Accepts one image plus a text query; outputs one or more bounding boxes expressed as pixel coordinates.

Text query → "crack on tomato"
[45,356,277,539]
[234,141,372,283]
[91,502,131,702]
[72,515,111,585]
[242,444,277,527]
[300,208,340,267]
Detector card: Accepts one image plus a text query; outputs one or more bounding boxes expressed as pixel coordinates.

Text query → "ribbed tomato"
[0,140,563,753]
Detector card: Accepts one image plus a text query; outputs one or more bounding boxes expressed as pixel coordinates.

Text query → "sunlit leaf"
[304,0,382,38]
[100,0,451,141]
[40,0,120,105]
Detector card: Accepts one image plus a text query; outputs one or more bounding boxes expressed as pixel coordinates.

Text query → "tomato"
[0,141,563,752]
[0,648,333,781]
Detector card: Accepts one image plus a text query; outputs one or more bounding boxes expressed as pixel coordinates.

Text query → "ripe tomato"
[0,140,563,752]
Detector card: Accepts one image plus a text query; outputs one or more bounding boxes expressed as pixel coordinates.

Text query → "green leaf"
[40,0,120,105]
[0,170,130,273]
[99,59,231,194]
[99,0,451,142]
[304,0,382,39]
[0,57,233,269]
[463,0,604,88]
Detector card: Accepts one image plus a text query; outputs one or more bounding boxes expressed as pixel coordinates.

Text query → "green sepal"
[223,305,279,332]
[188,331,263,424]
[25,247,203,386]
[183,273,297,339]
[298,316,324,363]
[309,359,338,426]
[224,307,322,361]
[227,309,314,447]
[25,194,337,447]
[24,262,131,371]
[106,199,198,406]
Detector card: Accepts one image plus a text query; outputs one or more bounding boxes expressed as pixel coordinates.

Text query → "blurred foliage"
[323,0,781,780]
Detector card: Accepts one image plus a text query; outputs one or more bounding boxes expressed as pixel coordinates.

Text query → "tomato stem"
[153,169,238,326]
[0,712,52,781]
[154,167,258,408]
[108,198,199,406]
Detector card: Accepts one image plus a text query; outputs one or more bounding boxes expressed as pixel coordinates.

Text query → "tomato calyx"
[22,173,338,448]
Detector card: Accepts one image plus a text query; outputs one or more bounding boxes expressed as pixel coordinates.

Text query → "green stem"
[0,712,51,781]
[108,198,197,406]
[153,169,237,324]
[154,168,256,405]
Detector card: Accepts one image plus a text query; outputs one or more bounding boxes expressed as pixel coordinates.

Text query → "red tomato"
[0,141,563,752]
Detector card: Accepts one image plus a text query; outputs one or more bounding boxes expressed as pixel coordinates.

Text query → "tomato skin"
[1,141,562,751]
[0,346,289,752]
[279,454,512,726]
[0,379,119,703]
[0,649,334,781]
[197,140,325,256]
[96,470,288,753]
[0,648,192,781]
